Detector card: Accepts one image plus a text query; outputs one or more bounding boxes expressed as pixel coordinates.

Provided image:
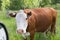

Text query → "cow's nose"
[17,29,24,34]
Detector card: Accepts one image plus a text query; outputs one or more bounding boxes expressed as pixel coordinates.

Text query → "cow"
[9,8,57,40]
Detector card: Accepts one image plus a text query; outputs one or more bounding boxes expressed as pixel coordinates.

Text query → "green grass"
[0,10,60,40]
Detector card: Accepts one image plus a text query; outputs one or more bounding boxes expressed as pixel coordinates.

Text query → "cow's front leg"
[30,31,35,40]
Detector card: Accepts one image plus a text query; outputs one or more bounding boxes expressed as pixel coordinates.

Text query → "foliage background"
[0,0,60,10]
[0,0,60,40]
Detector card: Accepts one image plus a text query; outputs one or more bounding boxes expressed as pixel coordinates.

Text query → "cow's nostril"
[17,29,24,34]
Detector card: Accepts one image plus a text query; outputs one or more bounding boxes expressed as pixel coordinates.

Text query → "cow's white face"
[15,10,28,34]
[9,9,31,35]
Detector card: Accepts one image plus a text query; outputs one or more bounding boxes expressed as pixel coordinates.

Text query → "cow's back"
[26,8,56,32]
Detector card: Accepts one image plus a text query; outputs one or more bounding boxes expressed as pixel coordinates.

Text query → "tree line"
[0,0,60,10]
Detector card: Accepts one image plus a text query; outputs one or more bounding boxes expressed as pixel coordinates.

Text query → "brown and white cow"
[9,8,57,40]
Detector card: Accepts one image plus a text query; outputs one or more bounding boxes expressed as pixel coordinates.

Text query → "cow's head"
[9,9,32,34]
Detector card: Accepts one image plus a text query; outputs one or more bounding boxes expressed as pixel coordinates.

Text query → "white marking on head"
[15,10,28,33]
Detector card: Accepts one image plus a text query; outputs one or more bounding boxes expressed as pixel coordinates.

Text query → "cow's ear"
[27,12,32,18]
[9,12,17,17]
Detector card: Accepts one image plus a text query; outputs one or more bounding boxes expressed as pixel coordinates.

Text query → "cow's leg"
[30,31,35,40]
[50,16,56,34]
[50,8,57,34]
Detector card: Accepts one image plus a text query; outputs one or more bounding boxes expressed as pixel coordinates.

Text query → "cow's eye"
[26,18,28,20]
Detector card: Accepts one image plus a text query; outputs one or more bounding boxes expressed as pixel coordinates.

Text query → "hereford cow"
[9,8,57,40]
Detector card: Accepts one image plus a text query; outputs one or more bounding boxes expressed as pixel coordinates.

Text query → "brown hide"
[24,8,57,40]
[9,8,57,40]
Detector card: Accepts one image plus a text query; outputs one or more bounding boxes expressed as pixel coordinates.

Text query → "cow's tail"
[50,8,57,34]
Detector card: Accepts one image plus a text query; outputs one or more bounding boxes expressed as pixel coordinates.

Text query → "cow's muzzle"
[17,29,24,34]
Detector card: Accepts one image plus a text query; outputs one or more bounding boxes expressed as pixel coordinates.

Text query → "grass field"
[0,10,60,40]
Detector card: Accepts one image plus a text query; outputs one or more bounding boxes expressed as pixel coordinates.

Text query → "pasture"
[0,10,60,40]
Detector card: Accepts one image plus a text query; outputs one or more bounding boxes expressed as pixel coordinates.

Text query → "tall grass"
[0,10,60,40]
